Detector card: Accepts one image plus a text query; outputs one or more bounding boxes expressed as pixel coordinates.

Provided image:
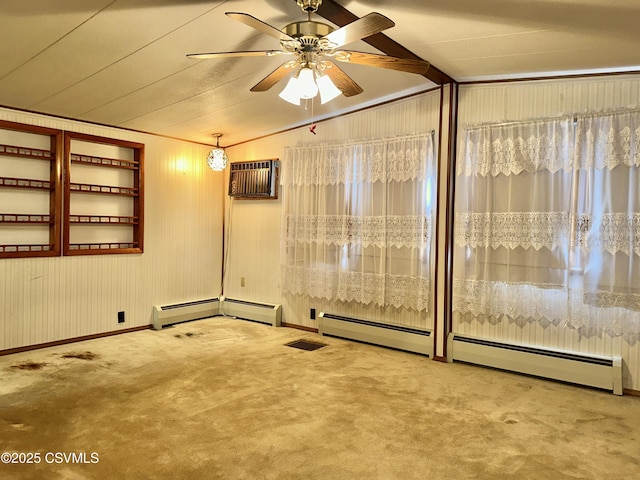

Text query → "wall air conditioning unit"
[228,159,279,199]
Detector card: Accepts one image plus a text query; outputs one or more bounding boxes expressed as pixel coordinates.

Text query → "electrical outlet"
[310,308,316,320]
[240,276,245,287]
[118,311,125,323]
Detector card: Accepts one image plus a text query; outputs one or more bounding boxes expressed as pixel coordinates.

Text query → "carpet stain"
[61,351,99,361]
[175,332,202,339]
[11,361,48,371]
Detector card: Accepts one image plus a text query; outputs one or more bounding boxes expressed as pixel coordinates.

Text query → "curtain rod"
[465,116,576,130]
[466,105,640,131]
[285,131,435,150]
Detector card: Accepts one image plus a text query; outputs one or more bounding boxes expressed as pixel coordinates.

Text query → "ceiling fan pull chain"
[309,98,317,135]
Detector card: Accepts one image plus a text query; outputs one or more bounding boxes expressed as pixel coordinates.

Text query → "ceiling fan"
[186,0,430,105]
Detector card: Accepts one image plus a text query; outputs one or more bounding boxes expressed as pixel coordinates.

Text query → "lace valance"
[575,110,640,170]
[454,212,570,250]
[458,117,575,177]
[284,134,433,185]
[285,214,431,249]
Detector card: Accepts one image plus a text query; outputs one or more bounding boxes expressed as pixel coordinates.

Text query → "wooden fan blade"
[323,62,363,97]
[226,12,295,42]
[323,12,394,48]
[187,50,285,59]
[334,51,430,74]
[250,63,296,92]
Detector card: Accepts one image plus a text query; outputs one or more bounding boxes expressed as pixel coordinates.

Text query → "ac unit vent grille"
[228,159,279,199]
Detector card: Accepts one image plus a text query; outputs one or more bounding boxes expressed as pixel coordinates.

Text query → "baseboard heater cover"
[319,312,432,357]
[447,333,623,395]
[220,296,282,327]
[152,298,220,330]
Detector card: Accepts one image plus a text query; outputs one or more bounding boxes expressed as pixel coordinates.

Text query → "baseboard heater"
[318,312,433,357]
[447,334,623,395]
[152,298,220,330]
[220,296,282,327]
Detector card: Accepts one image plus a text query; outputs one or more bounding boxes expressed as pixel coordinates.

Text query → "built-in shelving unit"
[0,123,144,259]
[63,132,144,256]
[0,121,62,258]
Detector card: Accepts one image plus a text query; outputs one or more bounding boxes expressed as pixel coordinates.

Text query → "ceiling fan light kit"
[278,66,342,105]
[186,0,429,107]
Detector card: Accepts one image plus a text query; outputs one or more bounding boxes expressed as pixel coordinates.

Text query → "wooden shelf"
[69,182,138,196]
[69,215,138,225]
[68,242,140,251]
[0,214,52,224]
[0,176,52,190]
[0,244,54,253]
[0,143,53,161]
[70,153,139,170]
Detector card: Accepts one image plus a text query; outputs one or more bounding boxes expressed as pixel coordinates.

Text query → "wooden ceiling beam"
[316,0,455,85]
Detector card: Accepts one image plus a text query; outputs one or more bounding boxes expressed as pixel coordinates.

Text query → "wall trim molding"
[459,69,640,86]
[0,325,152,357]
[282,322,319,334]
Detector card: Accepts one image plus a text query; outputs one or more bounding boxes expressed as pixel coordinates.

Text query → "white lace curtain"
[281,134,436,311]
[454,110,640,341]
[574,110,640,338]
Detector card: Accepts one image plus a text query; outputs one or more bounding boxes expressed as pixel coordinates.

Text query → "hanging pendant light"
[207,133,229,171]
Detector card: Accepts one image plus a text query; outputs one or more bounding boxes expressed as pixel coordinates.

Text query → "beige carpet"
[1,317,639,479]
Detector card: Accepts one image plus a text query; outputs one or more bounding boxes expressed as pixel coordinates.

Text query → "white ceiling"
[2,0,639,146]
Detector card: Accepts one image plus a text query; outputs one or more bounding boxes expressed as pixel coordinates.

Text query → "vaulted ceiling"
[2,0,639,146]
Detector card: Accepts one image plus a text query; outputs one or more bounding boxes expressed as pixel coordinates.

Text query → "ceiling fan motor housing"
[284,20,334,38]
[283,21,335,53]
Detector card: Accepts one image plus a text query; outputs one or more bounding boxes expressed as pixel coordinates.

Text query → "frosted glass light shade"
[317,74,342,104]
[207,147,229,171]
[279,77,301,105]
[297,67,318,99]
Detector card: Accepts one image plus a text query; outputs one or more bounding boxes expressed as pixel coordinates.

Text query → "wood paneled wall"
[0,108,224,350]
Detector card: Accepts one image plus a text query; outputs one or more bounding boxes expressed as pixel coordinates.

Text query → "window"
[281,134,436,312]
[454,109,640,340]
